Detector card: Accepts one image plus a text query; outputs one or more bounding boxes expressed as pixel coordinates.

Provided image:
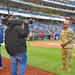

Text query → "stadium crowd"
[0,16,75,40]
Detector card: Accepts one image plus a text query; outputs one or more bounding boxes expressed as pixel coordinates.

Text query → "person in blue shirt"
[0,25,4,69]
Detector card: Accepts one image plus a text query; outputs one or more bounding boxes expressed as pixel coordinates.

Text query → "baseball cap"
[63,20,70,25]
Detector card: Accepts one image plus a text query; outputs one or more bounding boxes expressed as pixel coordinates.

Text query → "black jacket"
[5,24,29,56]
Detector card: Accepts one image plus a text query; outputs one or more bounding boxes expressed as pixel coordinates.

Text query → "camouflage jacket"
[59,28,75,48]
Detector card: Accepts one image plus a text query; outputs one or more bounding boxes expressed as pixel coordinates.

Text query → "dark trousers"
[48,35,51,40]
[0,55,2,66]
[30,37,33,40]
[0,46,2,67]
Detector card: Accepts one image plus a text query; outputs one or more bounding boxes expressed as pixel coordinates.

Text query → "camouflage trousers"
[62,48,72,67]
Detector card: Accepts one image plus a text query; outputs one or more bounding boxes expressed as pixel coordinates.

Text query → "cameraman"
[5,18,29,75]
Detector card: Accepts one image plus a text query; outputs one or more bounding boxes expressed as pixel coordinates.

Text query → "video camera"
[28,18,33,24]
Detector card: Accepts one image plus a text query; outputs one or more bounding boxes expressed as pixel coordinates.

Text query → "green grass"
[1,41,75,75]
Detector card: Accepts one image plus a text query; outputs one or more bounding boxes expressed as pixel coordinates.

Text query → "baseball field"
[0,40,75,75]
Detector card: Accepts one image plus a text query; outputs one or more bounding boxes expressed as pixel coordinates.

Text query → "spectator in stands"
[51,32,55,40]
[28,31,34,40]
[59,20,75,72]
[39,31,44,40]
[5,17,29,75]
[47,31,51,40]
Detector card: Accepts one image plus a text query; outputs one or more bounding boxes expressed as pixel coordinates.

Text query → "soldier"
[59,20,75,72]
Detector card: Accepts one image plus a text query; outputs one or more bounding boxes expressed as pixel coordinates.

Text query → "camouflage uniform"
[59,28,75,68]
